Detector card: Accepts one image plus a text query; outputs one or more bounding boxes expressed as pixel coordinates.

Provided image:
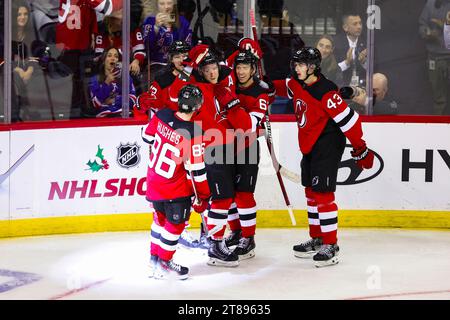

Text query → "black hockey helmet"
[234,50,257,68]
[290,47,322,76]
[178,84,203,113]
[168,40,190,57]
[198,52,219,69]
[234,50,258,84]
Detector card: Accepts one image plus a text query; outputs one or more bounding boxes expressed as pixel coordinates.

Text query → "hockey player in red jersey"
[134,40,191,120]
[222,50,270,260]
[272,47,374,267]
[142,84,210,279]
[187,48,259,267]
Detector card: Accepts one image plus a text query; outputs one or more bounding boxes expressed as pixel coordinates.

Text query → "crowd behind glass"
[1,0,449,122]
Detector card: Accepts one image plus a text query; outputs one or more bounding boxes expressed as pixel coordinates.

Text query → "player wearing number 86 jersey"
[272,47,374,268]
[142,84,210,280]
[142,95,209,202]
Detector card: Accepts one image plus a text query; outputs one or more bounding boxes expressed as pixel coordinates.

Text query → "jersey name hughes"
[157,121,181,144]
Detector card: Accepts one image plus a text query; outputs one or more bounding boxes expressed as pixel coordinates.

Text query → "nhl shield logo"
[117,143,141,169]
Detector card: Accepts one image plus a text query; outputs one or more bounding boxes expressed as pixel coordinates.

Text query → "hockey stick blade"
[287,206,297,226]
[279,166,301,184]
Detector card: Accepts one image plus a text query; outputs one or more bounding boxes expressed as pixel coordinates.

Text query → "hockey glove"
[214,86,240,114]
[136,91,156,112]
[192,197,209,214]
[238,37,263,59]
[186,44,210,69]
[351,143,374,169]
[339,86,356,99]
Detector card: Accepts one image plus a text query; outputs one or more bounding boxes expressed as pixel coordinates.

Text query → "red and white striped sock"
[227,202,241,232]
[305,187,321,239]
[235,191,257,238]
[157,221,185,261]
[314,191,338,245]
[150,211,165,256]
[207,198,233,240]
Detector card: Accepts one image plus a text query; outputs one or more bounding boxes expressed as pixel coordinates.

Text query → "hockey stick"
[185,160,209,236]
[0,145,34,185]
[249,9,297,226]
[248,14,299,184]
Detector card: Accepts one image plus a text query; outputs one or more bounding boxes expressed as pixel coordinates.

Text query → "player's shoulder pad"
[173,119,203,139]
[218,65,232,82]
[305,76,338,101]
[154,71,176,89]
[155,107,175,122]
[157,109,203,138]
[236,82,267,98]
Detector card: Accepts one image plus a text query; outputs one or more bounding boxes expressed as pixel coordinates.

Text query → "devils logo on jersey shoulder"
[294,99,308,128]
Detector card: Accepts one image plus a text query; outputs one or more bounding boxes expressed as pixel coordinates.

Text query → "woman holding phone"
[142,0,192,80]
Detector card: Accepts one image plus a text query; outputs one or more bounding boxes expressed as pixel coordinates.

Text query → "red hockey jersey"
[234,81,269,133]
[56,0,98,50]
[56,0,122,50]
[94,28,146,65]
[142,108,210,202]
[273,75,365,154]
[190,65,254,143]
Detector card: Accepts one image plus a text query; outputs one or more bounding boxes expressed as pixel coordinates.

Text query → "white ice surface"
[0,228,449,300]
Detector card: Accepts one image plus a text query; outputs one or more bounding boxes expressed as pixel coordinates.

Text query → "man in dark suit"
[333,14,367,87]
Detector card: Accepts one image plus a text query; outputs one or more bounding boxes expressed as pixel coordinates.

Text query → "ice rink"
[1,228,449,300]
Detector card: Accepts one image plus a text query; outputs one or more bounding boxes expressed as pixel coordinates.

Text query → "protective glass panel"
[373,0,450,115]
[9,0,126,122]
[254,0,370,114]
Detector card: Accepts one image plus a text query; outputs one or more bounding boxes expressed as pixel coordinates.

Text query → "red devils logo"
[295,99,307,128]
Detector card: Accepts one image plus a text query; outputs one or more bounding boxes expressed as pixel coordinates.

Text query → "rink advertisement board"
[0,120,449,235]
[0,131,10,221]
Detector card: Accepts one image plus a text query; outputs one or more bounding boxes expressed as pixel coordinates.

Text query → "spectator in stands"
[342,73,399,115]
[95,8,146,96]
[445,10,450,48]
[95,9,146,77]
[419,0,450,115]
[11,1,37,121]
[142,0,193,80]
[88,47,137,117]
[315,35,343,87]
[333,14,367,87]
[372,73,398,115]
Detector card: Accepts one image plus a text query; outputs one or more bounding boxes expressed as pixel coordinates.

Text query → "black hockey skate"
[148,254,158,278]
[313,244,340,268]
[207,239,239,267]
[224,229,242,247]
[154,259,189,280]
[293,237,323,258]
[178,228,200,249]
[233,236,256,260]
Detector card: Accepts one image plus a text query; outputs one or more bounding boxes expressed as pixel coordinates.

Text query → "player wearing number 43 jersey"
[141,84,210,280]
[272,47,375,267]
